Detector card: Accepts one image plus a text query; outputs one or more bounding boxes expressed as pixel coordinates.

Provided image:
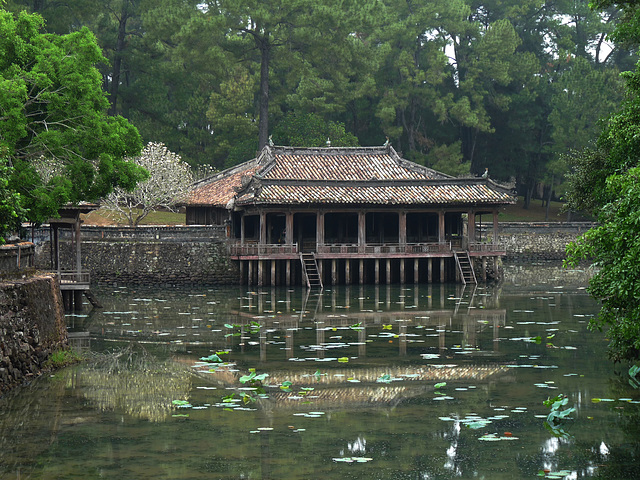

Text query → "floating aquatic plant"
[543,394,575,439]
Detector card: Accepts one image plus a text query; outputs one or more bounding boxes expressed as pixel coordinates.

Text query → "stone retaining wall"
[494,222,595,261]
[0,274,68,395]
[36,238,239,286]
[0,242,35,275]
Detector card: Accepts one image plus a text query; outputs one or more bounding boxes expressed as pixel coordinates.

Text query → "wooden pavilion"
[186,144,516,287]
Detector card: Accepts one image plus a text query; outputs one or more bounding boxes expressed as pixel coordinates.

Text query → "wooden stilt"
[286,259,291,286]
[386,259,391,285]
[332,259,337,285]
[271,260,276,286]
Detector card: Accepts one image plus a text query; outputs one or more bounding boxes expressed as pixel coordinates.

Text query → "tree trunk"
[110,3,130,116]
[257,37,270,150]
[545,175,554,221]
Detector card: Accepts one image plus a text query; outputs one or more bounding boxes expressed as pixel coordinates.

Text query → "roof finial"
[384,136,390,147]
[326,137,331,147]
[482,167,489,179]
[268,134,274,147]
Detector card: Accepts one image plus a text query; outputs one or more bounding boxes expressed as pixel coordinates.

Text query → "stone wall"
[30,222,597,285]
[0,274,68,395]
[0,242,35,275]
[35,237,239,286]
[495,222,596,261]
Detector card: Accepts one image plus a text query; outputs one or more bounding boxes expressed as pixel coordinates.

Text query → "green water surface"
[1,265,638,479]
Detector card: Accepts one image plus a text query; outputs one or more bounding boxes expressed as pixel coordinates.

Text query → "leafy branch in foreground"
[565,167,640,362]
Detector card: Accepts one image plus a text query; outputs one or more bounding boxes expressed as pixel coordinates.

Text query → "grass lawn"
[82,208,186,226]
[81,198,589,226]
[500,197,568,222]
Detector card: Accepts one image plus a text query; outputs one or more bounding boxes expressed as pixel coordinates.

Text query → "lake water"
[1,264,639,480]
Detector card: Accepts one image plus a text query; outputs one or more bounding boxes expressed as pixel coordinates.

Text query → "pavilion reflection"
[230,283,506,362]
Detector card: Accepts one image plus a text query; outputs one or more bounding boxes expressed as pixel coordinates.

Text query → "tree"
[563,0,640,362]
[565,167,640,362]
[0,8,145,240]
[0,159,23,243]
[271,112,359,148]
[101,142,193,227]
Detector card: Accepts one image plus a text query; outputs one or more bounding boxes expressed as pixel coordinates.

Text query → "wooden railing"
[229,243,299,256]
[317,242,453,254]
[468,242,506,253]
[229,241,505,257]
[59,271,91,284]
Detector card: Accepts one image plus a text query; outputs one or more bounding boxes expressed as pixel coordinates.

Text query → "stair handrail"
[453,251,467,285]
[465,251,477,284]
[299,253,311,288]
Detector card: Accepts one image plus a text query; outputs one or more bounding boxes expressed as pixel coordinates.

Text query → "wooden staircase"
[300,253,323,289]
[454,251,477,285]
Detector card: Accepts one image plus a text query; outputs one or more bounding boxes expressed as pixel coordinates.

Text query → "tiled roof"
[186,145,516,208]
[236,182,515,205]
[187,160,258,207]
[262,148,447,181]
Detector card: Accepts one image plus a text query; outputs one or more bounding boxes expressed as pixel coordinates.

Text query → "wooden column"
[468,210,475,244]
[399,211,407,246]
[317,211,325,248]
[240,261,245,285]
[359,259,364,285]
[332,259,338,285]
[482,257,487,281]
[345,260,351,284]
[428,258,432,283]
[358,211,365,253]
[286,211,294,245]
[258,260,264,287]
[75,215,82,277]
[375,259,380,285]
[399,259,405,284]
[440,258,445,283]
[259,210,267,245]
[240,215,245,244]
[271,260,276,286]
[286,260,291,286]
[414,258,419,284]
[438,211,445,244]
[248,261,253,286]
[386,259,391,285]
[493,210,499,245]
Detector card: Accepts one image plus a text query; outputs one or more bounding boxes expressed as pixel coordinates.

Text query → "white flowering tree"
[102,142,193,226]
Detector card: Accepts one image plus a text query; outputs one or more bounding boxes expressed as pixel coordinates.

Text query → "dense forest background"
[6,0,635,207]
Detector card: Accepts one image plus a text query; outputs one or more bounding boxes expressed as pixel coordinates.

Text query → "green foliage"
[272,113,359,148]
[0,159,24,243]
[543,394,576,439]
[44,348,84,369]
[630,364,640,389]
[565,167,640,361]
[4,0,634,196]
[0,7,144,239]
